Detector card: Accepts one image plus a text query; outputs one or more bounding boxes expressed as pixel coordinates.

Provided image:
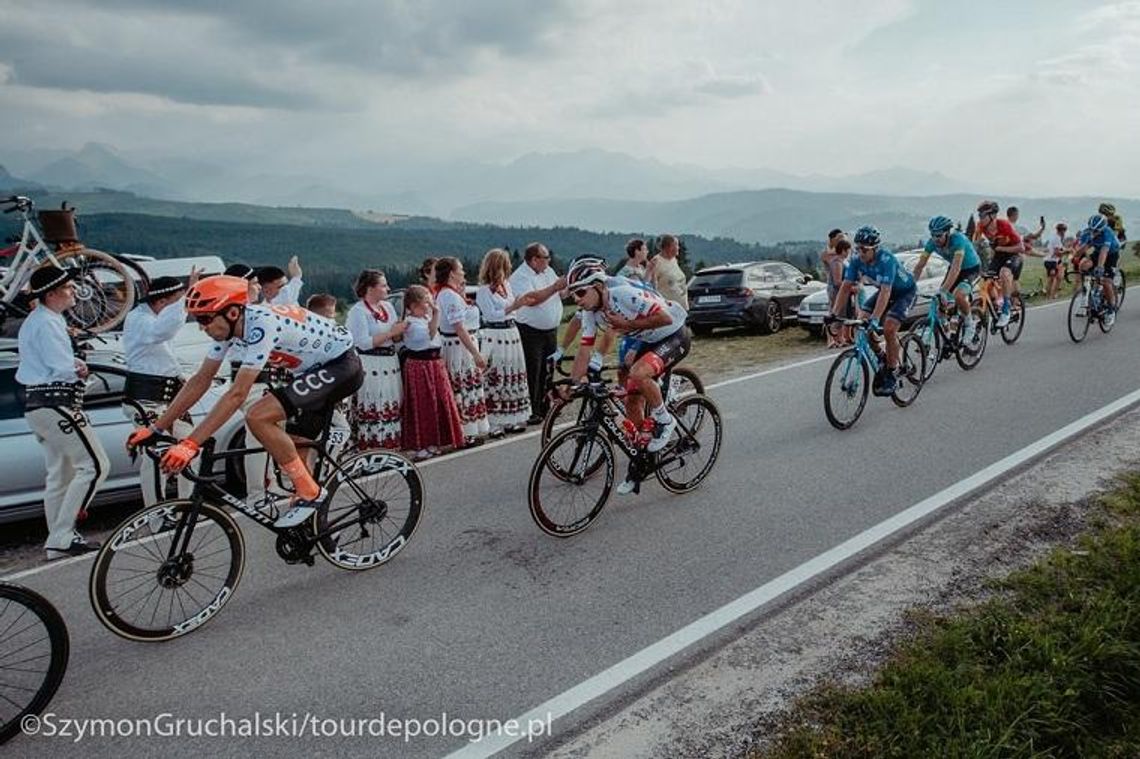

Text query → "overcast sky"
[2,0,1137,196]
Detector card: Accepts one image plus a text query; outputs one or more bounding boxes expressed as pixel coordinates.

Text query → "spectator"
[420,257,438,293]
[346,270,406,450]
[435,257,489,446]
[1099,202,1127,243]
[224,263,260,302]
[509,242,564,425]
[305,293,338,320]
[257,255,304,305]
[400,285,463,460]
[1043,222,1069,299]
[1008,206,1045,248]
[652,234,689,308]
[821,230,850,348]
[617,238,650,282]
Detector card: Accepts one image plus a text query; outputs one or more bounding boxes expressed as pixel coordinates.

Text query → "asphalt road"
[10,299,1140,758]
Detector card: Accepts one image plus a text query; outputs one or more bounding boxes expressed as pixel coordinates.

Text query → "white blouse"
[476,283,517,324]
[346,299,399,350]
[403,316,441,351]
[15,305,78,386]
[436,287,480,332]
[123,299,186,378]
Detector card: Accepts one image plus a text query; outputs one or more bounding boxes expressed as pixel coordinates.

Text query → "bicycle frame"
[0,202,65,306]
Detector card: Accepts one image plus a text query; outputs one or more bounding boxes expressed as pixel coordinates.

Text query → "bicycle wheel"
[89,500,245,642]
[908,321,941,382]
[655,395,722,493]
[315,450,424,570]
[891,334,927,408]
[1115,269,1126,308]
[0,584,69,745]
[541,397,607,480]
[1067,288,1090,343]
[1000,292,1026,344]
[956,307,988,370]
[528,426,615,537]
[53,247,136,333]
[666,367,704,403]
[824,349,869,431]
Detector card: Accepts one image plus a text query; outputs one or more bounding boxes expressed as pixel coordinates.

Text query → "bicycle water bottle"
[638,418,655,448]
[622,418,639,444]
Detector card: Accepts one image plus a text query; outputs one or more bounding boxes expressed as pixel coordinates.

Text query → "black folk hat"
[28,265,77,298]
[143,276,187,303]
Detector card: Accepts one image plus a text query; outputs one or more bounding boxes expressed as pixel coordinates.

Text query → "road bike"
[89,399,425,641]
[540,357,704,447]
[1065,267,1118,343]
[528,377,722,537]
[0,583,69,744]
[1,196,137,333]
[974,272,1025,344]
[907,294,987,382]
[823,317,927,430]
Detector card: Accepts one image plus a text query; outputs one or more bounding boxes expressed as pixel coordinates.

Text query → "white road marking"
[444,384,1140,758]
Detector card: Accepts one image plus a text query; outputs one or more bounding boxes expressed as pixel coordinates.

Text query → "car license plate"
[697,295,721,304]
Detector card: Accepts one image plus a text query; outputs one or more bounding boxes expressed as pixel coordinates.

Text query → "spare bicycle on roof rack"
[1,195,141,333]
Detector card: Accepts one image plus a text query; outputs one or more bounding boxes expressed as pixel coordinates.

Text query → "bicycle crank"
[276,526,316,566]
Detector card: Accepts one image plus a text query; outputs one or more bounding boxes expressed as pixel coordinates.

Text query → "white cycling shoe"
[961,317,977,346]
[274,489,327,529]
[995,310,1011,328]
[616,478,638,495]
[646,414,677,453]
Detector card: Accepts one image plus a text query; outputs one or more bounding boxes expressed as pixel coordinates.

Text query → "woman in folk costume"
[475,248,565,436]
[345,269,406,450]
[400,285,464,460]
[434,257,490,446]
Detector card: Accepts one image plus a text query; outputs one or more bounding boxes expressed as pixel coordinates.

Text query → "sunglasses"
[856,244,878,254]
[194,312,219,326]
[570,288,591,300]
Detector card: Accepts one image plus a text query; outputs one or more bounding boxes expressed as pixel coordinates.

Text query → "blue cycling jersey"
[924,231,981,270]
[843,248,916,294]
[1078,227,1121,255]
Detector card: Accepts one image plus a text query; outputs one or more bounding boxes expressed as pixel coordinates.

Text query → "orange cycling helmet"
[184,275,249,315]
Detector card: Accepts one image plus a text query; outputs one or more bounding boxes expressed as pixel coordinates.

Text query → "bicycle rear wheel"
[53,247,136,333]
[0,584,69,745]
[891,334,927,408]
[824,349,869,430]
[1000,292,1026,344]
[89,500,244,642]
[655,395,722,493]
[908,321,941,382]
[1067,288,1090,343]
[529,426,615,537]
[666,367,704,403]
[956,307,988,370]
[315,451,424,570]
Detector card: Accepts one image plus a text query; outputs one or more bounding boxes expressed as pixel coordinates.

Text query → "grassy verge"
[758,474,1140,758]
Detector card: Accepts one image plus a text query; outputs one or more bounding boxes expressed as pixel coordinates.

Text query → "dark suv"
[686,262,824,335]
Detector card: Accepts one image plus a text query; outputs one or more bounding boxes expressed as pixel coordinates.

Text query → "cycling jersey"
[1078,227,1122,255]
[977,218,1022,250]
[924,231,981,270]
[578,278,687,346]
[843,248,916,294]
[207,304,355,373]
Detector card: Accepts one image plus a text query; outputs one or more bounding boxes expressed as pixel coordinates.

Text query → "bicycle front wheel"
[1000,292,1026,344]
[1067,288,1090,343]
[655,395,723,493]
[909,321,941,382]
[824,349,869,430]
[529,426,615,537]
[891,333,927,408]
[0,584,69,745]
[316,450,424,570]
[89,500,245,642]
[53,247,136,333]
[1115,269,1126,308]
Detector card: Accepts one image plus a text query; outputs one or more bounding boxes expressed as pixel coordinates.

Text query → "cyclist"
[127,275,363,528]
[1073,213,1122,327]
[972,200,1023,328]
[828,225,917,396]
[1099,202,1127,243]
[914,215,982,344]
[563,258,690,459]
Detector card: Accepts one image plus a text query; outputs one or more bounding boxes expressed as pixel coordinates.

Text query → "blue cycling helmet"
[928,215,955,236]
[1087,214,1108,233]
[853,225,881,247]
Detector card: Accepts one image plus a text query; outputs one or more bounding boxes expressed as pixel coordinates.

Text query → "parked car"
[686,261,825,335]
[796,251,947,336]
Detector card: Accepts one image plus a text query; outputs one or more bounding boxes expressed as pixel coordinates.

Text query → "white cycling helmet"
[566,258,608,291]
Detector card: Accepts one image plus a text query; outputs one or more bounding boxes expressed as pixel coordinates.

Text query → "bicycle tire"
[890,334,927,408]
[667,367,705,403]
[528,426,615,537]
[1067,288,1090,343]
[1115,269,1126,308]
[52,247,136,333]
[315,450,424,570]
[908,321,941,383]
[655,395,723,493]
[89,500,245,642]
[107,251,151,305]
[955,306,988,370]
[1000,292,1026,344]
[0,583,69,745]
[824,349,869,430]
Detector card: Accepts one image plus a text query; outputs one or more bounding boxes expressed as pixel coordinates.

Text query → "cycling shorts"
[949,265,980,293]
[632,327,691,378]
[859,287,917,324]
[986,253,1023,281]
[618,336,643,368]
[270,349,364,439]
[1084,249,1120,278]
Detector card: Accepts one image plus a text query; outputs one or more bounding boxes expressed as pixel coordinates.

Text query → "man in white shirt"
[651,234,689,309]
[17,266,109,560]
[257,255,304,306]
[508,242,564,424]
